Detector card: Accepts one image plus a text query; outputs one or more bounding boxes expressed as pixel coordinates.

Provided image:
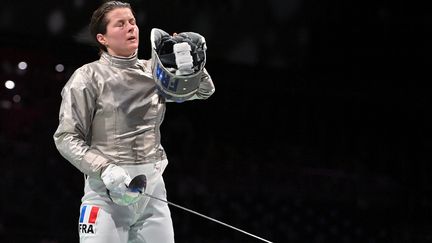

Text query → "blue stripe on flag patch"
[79,205,87,223]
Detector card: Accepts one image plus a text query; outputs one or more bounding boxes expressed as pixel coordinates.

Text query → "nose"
[127,23,136,33]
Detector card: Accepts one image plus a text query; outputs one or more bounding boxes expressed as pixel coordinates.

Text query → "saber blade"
[129,174,273,242]
[144,192,273,243]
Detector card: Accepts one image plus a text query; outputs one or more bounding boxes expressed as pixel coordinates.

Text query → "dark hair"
[89,1,133,53]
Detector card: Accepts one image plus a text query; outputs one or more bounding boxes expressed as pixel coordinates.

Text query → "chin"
[126,47,138,56]
[129,45,139,52]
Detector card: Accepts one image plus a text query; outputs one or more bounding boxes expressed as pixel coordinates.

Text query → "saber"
[129,175,273,243]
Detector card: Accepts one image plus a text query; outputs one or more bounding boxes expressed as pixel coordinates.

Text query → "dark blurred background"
[0,0,430,242]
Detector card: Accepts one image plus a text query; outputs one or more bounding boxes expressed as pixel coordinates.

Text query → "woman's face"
[97,8,139,57]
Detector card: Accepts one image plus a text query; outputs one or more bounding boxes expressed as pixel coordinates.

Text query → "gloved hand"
[101,164,131,191]
[102,164,139,205]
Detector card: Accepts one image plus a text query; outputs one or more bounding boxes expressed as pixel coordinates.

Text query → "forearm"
[54,131,110,177]
[190,68,215,100]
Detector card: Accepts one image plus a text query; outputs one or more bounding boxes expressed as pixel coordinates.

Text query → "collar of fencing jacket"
[100,51,138,69]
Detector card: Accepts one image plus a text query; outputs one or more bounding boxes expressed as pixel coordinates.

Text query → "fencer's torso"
[54,52,167,176]
[54,51,214,176]
[87,52,167,164]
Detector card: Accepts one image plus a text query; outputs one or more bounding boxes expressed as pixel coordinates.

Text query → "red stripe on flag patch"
[88,206,100,224]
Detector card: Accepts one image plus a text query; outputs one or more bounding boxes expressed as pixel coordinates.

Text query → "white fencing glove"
[101,164,139,206]
[174,42,194,76]
[101,164,131,191]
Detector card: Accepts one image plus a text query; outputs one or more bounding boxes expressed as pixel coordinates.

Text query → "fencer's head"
[90,1,139,57]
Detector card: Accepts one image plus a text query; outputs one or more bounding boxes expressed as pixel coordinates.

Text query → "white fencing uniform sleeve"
[53,67,111,177]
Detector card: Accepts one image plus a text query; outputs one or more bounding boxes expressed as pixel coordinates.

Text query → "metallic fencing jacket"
[53,51,215,177]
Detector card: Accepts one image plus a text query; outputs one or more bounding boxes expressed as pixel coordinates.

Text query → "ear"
[96,33,107,46]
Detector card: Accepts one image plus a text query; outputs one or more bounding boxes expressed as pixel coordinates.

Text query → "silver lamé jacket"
[53,51,215,177]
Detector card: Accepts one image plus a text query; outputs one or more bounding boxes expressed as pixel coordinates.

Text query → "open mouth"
[127,36,136,41]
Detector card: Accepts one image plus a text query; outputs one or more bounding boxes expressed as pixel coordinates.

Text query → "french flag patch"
[79,205,100,234]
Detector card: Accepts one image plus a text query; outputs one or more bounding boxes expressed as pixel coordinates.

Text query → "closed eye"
[115,21,125,27]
